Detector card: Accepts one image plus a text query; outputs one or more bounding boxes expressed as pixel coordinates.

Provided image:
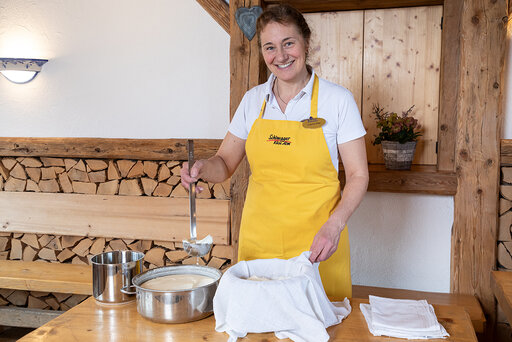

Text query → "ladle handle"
[187,140,197,241]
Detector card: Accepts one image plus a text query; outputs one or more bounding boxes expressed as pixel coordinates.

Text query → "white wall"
[0,0,453,293]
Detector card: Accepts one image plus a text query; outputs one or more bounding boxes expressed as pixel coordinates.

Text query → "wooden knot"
[477,188,483,195]
[494,82,500,89]
[471,16,479,25]
[440,124,448,132]
[459,149,469,161]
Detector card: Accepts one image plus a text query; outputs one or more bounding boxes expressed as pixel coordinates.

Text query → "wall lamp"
[0,58,48,84]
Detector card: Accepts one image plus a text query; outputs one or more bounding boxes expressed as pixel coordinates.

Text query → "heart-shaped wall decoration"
[235,6,263,41]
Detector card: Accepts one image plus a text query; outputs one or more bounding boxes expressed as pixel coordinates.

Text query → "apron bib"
[238,75,352,299]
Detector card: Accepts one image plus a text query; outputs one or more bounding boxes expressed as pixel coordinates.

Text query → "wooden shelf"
[340,164,457,195]
[263,0,444,12]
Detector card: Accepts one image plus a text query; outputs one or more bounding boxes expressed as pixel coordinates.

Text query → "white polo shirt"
[229,71,366,171]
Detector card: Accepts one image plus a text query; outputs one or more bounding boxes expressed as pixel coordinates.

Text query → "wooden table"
[492,270,512,323]
[19,297,477,341]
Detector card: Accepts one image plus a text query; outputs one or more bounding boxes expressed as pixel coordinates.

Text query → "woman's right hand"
[181,160,206,193]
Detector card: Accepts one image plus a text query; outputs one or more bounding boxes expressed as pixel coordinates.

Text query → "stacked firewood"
[0,232,233,310]
[499,167,512,270]
[0,157,230,199]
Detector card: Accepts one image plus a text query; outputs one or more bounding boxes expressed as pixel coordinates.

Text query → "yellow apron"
[238,75,352,299]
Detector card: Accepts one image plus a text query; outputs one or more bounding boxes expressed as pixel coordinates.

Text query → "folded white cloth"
[213,251,351,342]
[360,295,449,339]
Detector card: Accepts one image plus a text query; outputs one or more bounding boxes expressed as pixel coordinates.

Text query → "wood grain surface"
[196,0,229,33]
[263,0,444,12]
[491,271,512,325]
[0,137,221,161]
[19,297,477,341]
[0,192,230,244]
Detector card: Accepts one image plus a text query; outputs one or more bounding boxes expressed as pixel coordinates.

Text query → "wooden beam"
[0,260,92,295]
[196,0,230,33]
[491,271,512,326]
[262,0,444,12]
[451,0,507,332]
[340,164,457,195]
[501,139,512,166]
[0,192,230,244]
[0,137,221,161]
[0,307,62,328]
[229,0,266,262]
[437,0,462,171]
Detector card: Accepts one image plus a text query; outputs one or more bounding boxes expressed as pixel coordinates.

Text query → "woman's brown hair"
[256,4,311,48]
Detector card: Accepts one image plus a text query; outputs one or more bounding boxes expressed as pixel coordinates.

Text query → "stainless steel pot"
[91,250,144,304]
[121,265,222,323]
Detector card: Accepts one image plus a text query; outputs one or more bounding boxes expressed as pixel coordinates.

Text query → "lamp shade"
[0,58,48,84]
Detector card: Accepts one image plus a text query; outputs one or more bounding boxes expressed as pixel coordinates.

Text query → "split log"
[30,291,50,298]
[41,158,65,167]
[0,297,7,306]
[172,165,182,176]
[0,251,8,260]
[211,245,234,260]
[0,289,15,298]
[10,239,22,260]
[72,238,93,257]
[128,241,144,252]
[207,256,227,269]
[97,180,119,195]
[212,179,230,199]
[141,177,158,196]
[141,240,152,251]
[158,165,171,182]
[67,169,89,182]
[58,173,73,193]
[2,158,17,170]
[28,296,48,309]
[500,198,512,215]
[11,163,27,179]
[71,256,88,265]
[196,181,211,199]
[502,185,512,201]
[64,159,78,171]
[0,161,10,180]
[88,171,106,183]
[499,211,512,241]
[61,236,83,248]
[60,303,71,311]
[21,234,39,249]
[167,161,180,169]
[182,257,206,266]
[4,177,26,192]
[53,293,72,302]
[47,237,62,250]
[504,167,512,184]
[166,175,181,187]
[45,297,60,310]
[127,161,144,178]
[85,159,108,171]
[170,184,188,198]
[23,246,38,261]
[165,250,189,262]
[7,290,28,306]
[41,167,57,180]
[119,179,143,196]
[64,294,88,308]
[38,248,57,261]
[153,183,172,197]
[57,249,75,262]
[108,160,121,180]
[26,168,42,183]
[0,176,3,190]
[117,160,135,178]
[154,241,175,250]
[90,238,106,255]
[143,161,159,179]
[109,239,127,251]
[26,179,41,192]
[20,158,42,168]
[0,237,9,251]
[145,247,166,266]
[72,181,97,194]
[123,239,134,245]
[73,160,86,172]
[38,179,60,193]
[13,233,23,238]
[54,167,65,175]
[498,242,512,269]
[38,235,53,248]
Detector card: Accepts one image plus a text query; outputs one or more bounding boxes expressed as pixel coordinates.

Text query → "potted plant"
[372,104,422,170]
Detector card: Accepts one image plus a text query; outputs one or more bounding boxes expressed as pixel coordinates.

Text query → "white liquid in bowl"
[141,274,216,291]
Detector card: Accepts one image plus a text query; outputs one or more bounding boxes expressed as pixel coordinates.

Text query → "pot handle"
[120,285,137,295]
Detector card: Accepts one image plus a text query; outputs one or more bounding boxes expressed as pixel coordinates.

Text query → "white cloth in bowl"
[213,251,351,342]
[360,295,449,339]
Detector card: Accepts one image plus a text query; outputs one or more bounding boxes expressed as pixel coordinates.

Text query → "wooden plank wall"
[450,0,507,331]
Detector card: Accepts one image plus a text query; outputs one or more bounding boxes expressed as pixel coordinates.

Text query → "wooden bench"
[0,260,91,328]
[0,260,485,334]
[353,285,486,333]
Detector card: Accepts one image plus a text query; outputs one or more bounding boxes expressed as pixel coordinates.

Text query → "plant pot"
[381,141,417,170]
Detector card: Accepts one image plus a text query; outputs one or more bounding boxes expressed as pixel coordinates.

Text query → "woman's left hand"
[309,221,343,263]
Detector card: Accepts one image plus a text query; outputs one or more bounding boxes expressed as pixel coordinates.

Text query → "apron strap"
[258,74,319,119]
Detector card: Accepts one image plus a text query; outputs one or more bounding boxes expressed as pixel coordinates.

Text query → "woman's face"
[260,21,308,83]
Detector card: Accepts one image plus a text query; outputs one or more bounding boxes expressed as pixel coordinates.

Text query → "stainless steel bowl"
[91,250,144,304]
[121,265,222,323]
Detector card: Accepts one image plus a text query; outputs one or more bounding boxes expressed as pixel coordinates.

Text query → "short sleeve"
[337,91,366,144]
[228,92,250,140]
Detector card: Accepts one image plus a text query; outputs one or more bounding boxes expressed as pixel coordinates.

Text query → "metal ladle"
[183,140,213,259]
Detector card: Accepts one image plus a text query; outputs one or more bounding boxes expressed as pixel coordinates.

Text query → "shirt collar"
[263,69,316,99]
